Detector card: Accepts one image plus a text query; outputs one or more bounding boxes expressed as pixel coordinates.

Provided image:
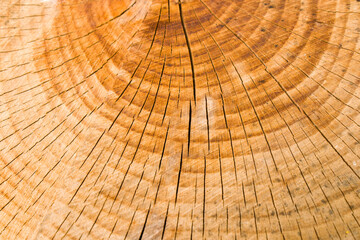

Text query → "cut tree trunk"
[0,0,359,239]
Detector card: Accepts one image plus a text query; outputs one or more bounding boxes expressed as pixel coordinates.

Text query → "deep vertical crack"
[178,1,196,103]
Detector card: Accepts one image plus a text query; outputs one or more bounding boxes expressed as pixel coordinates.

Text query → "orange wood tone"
[0,0,359,239]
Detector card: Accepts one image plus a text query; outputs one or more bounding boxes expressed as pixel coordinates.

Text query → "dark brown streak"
[88,193,109,237]
[33,151,68,191]
[218,148,225,203]
[115,59,143,102]
[203,155,206,237]
[69,148,105,204]
[108,106,125,131]
[175,145,184,205]
[161,203,170,240]
[124,204,139,240]
[93,145,116,186]
[0,195,15,212]
[231,60,278,171]
[130,171,144,204]
[167,0,171,22]
[187,101,192,156]
[205,95,210,151]
[178,1,196,103]
[154,176,162,205]
[61,206,86,240]
[79,130,106,169]
[113,140,129,173]
[138,204,152,240]
[159,123,170,169]
[111,73,165,209]
[145,6,162,60]
[51,212,71,240]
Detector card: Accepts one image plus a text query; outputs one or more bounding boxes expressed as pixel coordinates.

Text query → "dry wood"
[0,0,359,239]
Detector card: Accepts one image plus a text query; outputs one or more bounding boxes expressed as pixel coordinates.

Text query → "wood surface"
[0,0,360,239]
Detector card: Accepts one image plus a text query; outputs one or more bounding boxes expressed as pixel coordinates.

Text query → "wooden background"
[0,0,359,239]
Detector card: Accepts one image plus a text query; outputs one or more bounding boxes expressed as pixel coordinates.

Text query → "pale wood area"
[0,0,359,239]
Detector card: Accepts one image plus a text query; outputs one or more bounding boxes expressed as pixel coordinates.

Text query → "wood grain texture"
[0,0,359,239]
